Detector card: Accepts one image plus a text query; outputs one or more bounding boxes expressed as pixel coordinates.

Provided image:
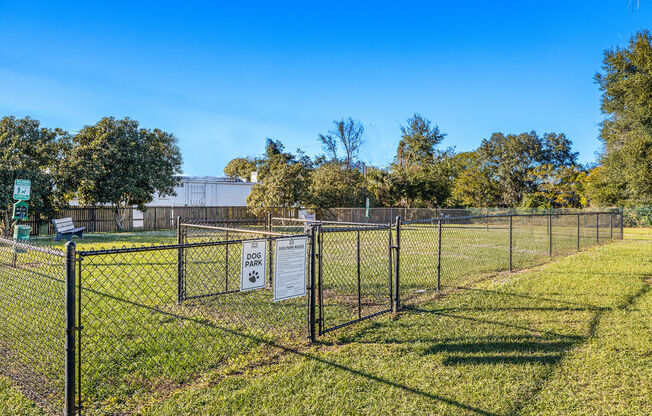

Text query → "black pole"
[177,216,184,304]
[393,216,401,313]
[356,229,361,320]
[308,225,317,342]
[577,213,580,251]
[596,213,599,244]
[508,215,513,272]
[610,212,613,239]
[318,229,323,336]
[267,212,273,287]
[65,241,77,416]
[549,213,553,257]
[620,207,624,239]
[225,229,229,291]
[437,218,442,290]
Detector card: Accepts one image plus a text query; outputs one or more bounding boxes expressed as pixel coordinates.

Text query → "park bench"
[52,217,85,242]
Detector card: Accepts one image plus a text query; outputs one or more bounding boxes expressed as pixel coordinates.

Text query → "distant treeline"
[227,30,652,214]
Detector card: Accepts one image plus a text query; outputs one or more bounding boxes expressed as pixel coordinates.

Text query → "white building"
[149,176,254,207]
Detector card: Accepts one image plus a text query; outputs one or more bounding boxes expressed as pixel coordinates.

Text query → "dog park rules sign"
[240,240,267,291]
[273,236,308,302]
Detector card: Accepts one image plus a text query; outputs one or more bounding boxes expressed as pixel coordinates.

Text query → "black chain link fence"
[0,210,622,415]
[0,238,66,415]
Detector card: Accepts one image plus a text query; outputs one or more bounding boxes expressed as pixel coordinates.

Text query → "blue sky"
[0,1,650,175]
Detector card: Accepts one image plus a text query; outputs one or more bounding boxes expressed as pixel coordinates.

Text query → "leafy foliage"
[62,117,182,230]
[395,114,446,167]
[592,30,652,206]
[224,158,256,180]
[246,139,312,215]
[0,116,67,236]
[308,162,368,209]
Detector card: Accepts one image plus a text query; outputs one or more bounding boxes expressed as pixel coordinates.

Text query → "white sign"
[274,236,308,302]
[13,179,31,201]
[241,240,267,291]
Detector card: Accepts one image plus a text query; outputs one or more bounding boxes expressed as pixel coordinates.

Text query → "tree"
[395,114,446,167]
[224,157,256,180]
[308,162,368,209]
[478,131,543,206]
[449,151,501,207]
[63,117,183,230]
[0,116,67,236]
[246,139,312,215]
[522,165,587,209]
[318,117,364,169]
[593,30,652,205]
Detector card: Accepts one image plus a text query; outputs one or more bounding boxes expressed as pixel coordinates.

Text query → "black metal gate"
[317,224,394,335]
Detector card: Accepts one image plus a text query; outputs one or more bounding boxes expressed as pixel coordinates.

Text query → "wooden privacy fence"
[25,206,299,236]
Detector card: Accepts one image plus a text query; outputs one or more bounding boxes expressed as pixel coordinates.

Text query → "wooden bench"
[52,217,85,242]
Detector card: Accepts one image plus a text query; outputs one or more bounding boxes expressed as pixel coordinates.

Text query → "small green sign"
[13,201,29,220]
[13,179,31,201]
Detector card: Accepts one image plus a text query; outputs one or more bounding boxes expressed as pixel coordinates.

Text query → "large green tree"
[308,162,368,209]
[0,116,67,236]
[449,151,501,207]
[63,117,183,230]
[593,30,652,205]
[395,114,446,167]
[388,115,453,207]
[477,131,577,207]
[246,139,312,215]
[224,157,256,180]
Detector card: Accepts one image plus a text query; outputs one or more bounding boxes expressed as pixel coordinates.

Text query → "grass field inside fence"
[0,217,622,415]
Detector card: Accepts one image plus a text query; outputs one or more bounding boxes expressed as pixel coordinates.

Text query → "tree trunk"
[2,210,10,238]
[114,205,125,231]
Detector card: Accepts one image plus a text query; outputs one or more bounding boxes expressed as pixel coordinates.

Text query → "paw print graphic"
[248,270,259,283]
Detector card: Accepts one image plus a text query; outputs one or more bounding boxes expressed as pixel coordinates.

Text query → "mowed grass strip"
[146,229,651,416]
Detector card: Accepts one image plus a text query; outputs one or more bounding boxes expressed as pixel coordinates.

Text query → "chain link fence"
[0,210,622,415]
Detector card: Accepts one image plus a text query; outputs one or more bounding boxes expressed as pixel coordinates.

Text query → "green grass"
[143,228,651,416]
[0,223,638,415]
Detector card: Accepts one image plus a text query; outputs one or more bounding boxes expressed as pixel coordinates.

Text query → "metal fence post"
[308,225,317,342]
[508,215,513,272]
[225,229,229,291]
[610,212,613,239]
[548,213,553,257]
[356,230,361,319]
[267,212,273,286]
[176,216,184,304]
[620,207,624,239]
[596,213,599,244]
[393,216,401,313]
[437,218,442,290]
[65,241,77,416]
[577,213,580,251]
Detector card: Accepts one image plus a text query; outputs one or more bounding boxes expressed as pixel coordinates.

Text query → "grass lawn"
[144,228,651,416]
[0,226,646,415]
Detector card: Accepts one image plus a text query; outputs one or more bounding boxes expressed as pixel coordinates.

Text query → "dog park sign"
[240,240,267,291]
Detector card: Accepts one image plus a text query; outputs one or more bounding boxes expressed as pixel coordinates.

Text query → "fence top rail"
[402,210,619,225]
[181,222,290,237]
[78,233,309,256]
[320,224,391,233]
[271,217,388,227]
[0,236,65,257]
